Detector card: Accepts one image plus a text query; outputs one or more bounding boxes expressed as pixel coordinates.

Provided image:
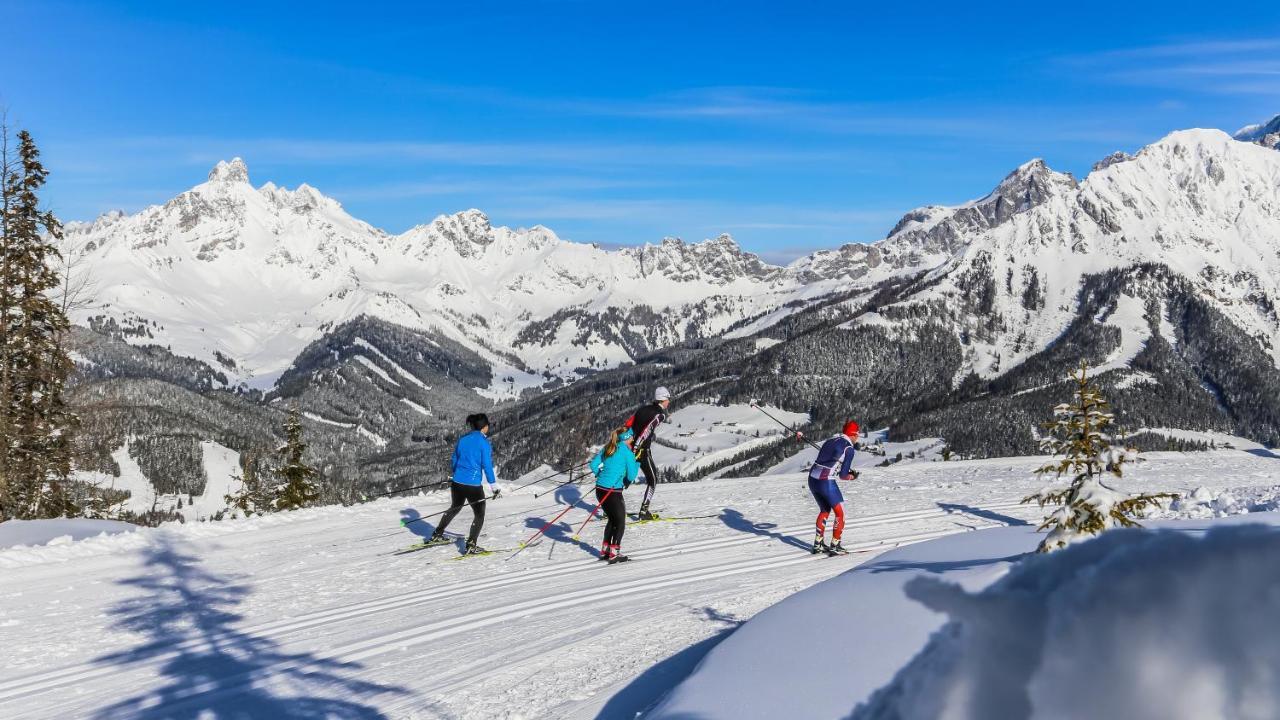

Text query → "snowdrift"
[0,518,138,550]
[651,514,1280,720]
[858,521,1280,720]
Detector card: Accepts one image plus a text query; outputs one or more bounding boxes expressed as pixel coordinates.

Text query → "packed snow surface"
[2,449,1277,718]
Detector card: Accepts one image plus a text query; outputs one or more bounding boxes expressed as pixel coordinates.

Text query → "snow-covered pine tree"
[1023,361,1176,552]
[0,123,77,520]
[273,411,319,510]
[224,451,274,517]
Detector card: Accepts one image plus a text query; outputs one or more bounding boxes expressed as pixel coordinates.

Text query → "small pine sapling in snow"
[273,411,320,511]
[224,451,273,517]
[1022,362,1178,552]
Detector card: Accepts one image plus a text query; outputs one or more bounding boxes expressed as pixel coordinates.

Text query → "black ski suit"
[627,401,668,510]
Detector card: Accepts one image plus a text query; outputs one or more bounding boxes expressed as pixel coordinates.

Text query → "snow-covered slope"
[2,450,1276,718]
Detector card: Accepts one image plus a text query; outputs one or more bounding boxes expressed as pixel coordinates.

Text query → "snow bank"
[0,518,138,550]
[652,513,1280,720]
[856,522,1280,719]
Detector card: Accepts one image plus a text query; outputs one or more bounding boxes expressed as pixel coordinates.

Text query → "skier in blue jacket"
[428,413,503,554]
[808,420,860,555]
[589,426,641,563]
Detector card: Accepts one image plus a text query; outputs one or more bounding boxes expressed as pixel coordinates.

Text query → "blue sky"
[4,1,1279,262]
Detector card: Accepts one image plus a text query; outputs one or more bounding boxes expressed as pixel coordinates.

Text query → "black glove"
[623,479,633,489]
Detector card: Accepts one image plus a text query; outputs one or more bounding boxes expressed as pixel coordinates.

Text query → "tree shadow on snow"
[718,508,811,552]
[936,502,1030,527]
[593,608,744,720]
[91,534,408,719]
[1246,447,1280,460]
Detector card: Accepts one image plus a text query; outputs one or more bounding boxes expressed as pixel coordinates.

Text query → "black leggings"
[435,482,487,544]
[637,450,659,509]
[596,486,626,548]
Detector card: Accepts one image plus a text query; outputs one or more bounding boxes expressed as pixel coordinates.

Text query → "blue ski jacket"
[809,435,856,481]
[452,430,497,487]
[590,430,641,490]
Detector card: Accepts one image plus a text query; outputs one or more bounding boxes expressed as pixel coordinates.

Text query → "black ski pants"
[637,449,659,510]
[596,486,627,549]
[436,482,487,544]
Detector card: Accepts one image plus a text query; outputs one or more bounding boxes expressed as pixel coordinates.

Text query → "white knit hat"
[654,386,672,402]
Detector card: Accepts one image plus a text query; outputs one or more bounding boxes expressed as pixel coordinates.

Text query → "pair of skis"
[627,512,718,526]
[394,536,516,559]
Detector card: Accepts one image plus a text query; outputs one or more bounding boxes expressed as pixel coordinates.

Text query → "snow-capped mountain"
[68,160,830,400]
[66,114,1280,501]
[1236,113,1280,149]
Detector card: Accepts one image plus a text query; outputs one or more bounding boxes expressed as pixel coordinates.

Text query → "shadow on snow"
[593,607,744,720]
[92,533,408,719]
[718,508,810,552]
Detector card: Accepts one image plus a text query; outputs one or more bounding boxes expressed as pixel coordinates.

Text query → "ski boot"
[464,541,489,555]
[636,504,657,522]
[811,536,829,555]
[423,532,450,548]
[608,549,631,564]
[827,541,849,556]
[598,544,613,561]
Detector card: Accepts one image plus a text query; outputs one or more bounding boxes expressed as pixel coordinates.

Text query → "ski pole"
[512,459,591,495]
[749,400,823,452]
[366,481,437,500]
[532,466,591,499]
[401,490,501,527]
[515,498,582,550]
[570,488,613,541]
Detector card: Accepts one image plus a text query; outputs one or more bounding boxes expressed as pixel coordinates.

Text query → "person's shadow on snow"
[399,508,437,539]
[523,516,600,557]
[90,534,409,719]
[719,508,811,552]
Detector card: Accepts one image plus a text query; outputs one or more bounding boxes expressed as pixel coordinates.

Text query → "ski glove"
[489,482,503,499]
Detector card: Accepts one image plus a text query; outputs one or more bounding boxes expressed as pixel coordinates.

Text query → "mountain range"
[65,114,1280,511]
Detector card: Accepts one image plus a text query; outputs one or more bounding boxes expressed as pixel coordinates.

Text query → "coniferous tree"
[224,451,274,517]
[1023,362,1177,552]
[273,411,319,510]
[0,123,77,520]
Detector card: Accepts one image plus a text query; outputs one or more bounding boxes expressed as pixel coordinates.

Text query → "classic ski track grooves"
[0,500,1028,706]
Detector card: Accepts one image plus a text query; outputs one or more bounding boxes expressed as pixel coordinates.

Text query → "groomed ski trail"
[4,451,1261,719]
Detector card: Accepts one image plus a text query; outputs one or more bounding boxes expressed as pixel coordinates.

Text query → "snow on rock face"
[68,120,1280,395]
[69,161,833,393]
[855,521,1280,720]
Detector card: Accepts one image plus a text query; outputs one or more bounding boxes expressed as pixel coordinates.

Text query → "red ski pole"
[516,489,588,550]
[570,488,613,541]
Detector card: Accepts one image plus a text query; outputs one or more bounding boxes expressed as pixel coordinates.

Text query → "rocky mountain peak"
[207,158,250,185]
[1234,114,1280,145]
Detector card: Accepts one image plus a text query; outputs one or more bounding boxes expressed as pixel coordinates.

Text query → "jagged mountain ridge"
[68,162,843,401]
[64,116,1280,501]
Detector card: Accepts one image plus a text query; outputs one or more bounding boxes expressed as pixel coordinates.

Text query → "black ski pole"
[749,400,823,452]
[533,465,590,499]
[365,481,437,501]
[513,459,591,495]
[401,490,502,527]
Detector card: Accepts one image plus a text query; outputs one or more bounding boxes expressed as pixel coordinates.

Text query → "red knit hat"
[842,420,860,438]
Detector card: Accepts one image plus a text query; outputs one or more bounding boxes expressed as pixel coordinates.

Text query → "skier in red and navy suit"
[808,421,860,555]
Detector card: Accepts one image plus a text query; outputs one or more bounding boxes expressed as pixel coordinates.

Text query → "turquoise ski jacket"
[589,430,641,490]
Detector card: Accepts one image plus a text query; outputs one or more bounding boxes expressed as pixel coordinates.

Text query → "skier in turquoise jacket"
[589,427,640,563]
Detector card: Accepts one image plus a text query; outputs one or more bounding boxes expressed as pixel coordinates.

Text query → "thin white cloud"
[1058,35,1280,96]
